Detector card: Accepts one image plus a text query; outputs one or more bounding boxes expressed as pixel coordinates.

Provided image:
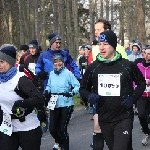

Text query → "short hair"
[95,18,111,30]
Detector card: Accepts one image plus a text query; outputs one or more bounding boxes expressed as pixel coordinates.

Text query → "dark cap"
[0,46,16,66]
[91,40,99,45]
[98,30,117,50]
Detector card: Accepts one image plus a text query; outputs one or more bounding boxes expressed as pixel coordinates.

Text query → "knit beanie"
[53,54,64,62]
[80,45,86,50]
[20,45,29,51]
[29,40,38,48]
[98,30,117,50]
[85,45,92,51]
[0,46,16,66]
[48,33,61,45]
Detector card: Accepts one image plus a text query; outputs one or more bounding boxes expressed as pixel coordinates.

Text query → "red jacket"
[88,52,93,65]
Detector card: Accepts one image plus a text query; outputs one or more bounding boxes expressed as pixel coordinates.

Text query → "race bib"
[47,95,58,110]
[28,63,36,75]
[98,74,120,96]
[145,85,150,92]
[145,79,150,92]
[0,112,12,136]
[83,69,85,74]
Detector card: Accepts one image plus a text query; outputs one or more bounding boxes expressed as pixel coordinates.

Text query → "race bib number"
[145,85,150,92]
[98,74,120,96]
[0,112,12,136]
[47,95,58,110]
[83,69,85,74]
[28,63,36,75]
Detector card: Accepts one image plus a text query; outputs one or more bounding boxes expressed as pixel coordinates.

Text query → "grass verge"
[73,95,82,108]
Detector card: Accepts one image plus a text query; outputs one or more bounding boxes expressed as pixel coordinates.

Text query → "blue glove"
[121,96,134,109]
[88,93,100,105]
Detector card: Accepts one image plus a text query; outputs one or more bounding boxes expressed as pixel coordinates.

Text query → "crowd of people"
[0,17,150,150]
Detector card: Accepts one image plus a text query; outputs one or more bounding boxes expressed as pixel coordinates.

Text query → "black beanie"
[91,39,99,45]
[48,33,61,45]
[29,40,38,48]
[0,46,16,66]
[20,45,29,51]
[98,30,117,50]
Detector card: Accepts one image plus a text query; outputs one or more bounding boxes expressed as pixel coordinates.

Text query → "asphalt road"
[39,106,150,150]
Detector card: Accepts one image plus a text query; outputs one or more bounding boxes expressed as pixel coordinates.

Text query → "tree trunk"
[35,0,39,43]
[17,0,24,45]
[110,0,114,30]
[105,0,109,20]
[1,0,10,43]
[65,0,73,56]
[119,0,125,46]
[100,0,103,18]
[137,0,147,45]
[53,0,58,32]
[89,0,95,42]
[72,0,79,58]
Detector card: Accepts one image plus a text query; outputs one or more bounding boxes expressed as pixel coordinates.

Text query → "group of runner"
[0,17,150,150]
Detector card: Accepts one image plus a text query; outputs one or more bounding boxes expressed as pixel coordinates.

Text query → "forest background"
[0,0,149,58]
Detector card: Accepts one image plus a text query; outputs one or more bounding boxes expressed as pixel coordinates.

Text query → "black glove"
[37,107,47,122]
[43,90,51,106]
[88,93,100,105]
[12,101,25,117]
[0,106,3,126]
[121,96,134,109]
[13,100,26,108]
[38,71,48,80]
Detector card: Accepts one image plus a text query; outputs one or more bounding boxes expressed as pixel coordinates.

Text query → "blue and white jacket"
[35,48,81,88]
[45,67,80,108]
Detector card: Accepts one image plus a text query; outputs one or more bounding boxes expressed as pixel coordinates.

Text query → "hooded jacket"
[80,52,146,122]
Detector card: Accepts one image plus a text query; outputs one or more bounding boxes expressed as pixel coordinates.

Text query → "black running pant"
[137,96,150,134]
[49,106,73,150]
[99,117,133,150]
[0,126,42,150]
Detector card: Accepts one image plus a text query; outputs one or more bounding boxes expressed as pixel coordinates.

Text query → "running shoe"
[142,134,149,146]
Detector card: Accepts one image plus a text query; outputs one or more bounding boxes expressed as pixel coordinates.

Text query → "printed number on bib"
[47,95,58,110]
[0,112,12,136]
[98,74,120,96]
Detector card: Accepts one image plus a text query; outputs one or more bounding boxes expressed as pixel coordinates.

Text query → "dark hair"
[95,18,111,30]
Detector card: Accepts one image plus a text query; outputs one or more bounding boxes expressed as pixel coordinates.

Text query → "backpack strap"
[24,54,31,65]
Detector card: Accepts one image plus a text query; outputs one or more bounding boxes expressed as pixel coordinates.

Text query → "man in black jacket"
[80,30,146,150]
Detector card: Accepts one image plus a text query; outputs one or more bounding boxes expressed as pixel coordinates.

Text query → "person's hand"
[13,100,25,108]
[11,101,25,117]
[38,71,47,80]
[88,93,100,105]
[121,96,134,109]
[43,90,51,106]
